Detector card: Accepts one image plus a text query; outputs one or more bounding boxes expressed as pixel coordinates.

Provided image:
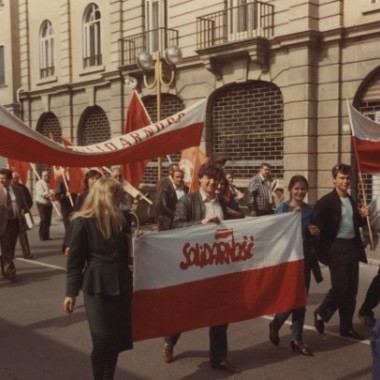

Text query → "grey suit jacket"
[0,184,30,237]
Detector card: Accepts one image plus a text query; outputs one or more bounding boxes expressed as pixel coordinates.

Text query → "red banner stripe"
[132,259,306,341]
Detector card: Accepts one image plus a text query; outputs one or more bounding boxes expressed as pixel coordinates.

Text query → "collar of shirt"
[199,189,217,203]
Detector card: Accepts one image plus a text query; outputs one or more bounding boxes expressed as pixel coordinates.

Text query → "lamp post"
[137,46,182,180]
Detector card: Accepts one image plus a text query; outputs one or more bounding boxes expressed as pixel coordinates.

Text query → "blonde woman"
[63,178,133,380]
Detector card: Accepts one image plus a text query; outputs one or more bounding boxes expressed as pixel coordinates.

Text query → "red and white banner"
[132,212,306,341]
[0,100,206,167]
[348,101,380,173]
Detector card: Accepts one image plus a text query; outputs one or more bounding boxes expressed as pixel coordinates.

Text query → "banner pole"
[61,167,74,207]
[346,99,374,250]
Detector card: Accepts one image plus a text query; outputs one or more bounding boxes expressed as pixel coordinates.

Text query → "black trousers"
[164,324,228,365]
[37,202,52,240]
[315,238,359,334]
[0,219,19,278]
[359,266,380,317]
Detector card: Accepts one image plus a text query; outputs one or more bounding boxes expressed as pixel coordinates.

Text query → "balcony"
[119,27,179,67]
[196,1,274,49]
[195,2,273,79]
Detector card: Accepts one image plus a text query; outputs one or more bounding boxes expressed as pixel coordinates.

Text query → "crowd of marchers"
[1,159,380,379]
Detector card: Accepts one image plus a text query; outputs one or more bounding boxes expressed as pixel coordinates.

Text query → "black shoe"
[269,320,280,346]
[314,311,325,334]
[340,330,365,341]
[358,312,376,327]
[210,359,241,374]
[290,340,313,356]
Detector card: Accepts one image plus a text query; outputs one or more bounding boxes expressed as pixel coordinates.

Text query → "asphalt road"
[0,216,378,380]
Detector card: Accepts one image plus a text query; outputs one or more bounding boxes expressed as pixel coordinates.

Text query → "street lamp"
[137,46,182,179]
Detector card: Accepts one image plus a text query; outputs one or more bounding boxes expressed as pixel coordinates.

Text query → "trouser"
[164,324,229,365]
[273,261,311,341]
[359,267,380,317]
[18,230,32,257]
[371,318,380,380]
[37,202,52,240]
[315,238,359,334]
[0,219,19,279]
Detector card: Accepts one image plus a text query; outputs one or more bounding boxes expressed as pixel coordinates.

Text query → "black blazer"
[65,216,132,297]
[313,188,367,264]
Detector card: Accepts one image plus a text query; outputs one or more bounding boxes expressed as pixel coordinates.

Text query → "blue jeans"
[371,318,380,379]
[273,306,306,341]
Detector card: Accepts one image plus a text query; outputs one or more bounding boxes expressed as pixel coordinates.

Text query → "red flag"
[7,159,30,184]
[122,90,152,187]
[61,136,86,193]
[348,101,380,173]
[180,147,208,192]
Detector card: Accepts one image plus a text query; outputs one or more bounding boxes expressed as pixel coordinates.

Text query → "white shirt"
[35,179,51,204]
[199,189,224,221]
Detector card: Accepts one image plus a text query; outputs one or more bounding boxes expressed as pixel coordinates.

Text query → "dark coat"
[172,192,229,229]
[155,179,189,230]
[65,216,132,297]
[313,188,367,264]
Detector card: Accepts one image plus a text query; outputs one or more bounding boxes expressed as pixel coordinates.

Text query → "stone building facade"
[1,0,380,203]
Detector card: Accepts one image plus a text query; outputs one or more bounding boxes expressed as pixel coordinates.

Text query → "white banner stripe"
[133,212,303,291]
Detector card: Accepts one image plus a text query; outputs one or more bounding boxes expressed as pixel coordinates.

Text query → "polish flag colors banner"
[348,101,380,173]
[0,99,206,167]
[132,212,306,342]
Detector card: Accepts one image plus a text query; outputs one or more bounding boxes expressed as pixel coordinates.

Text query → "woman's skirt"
[84,291,133,353]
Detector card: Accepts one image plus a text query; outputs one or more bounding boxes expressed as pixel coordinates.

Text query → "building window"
[0,46,4,85]
[228,0,259,41]
[145,0,166,53]
[83,3,102,68]
[39,20,55,78]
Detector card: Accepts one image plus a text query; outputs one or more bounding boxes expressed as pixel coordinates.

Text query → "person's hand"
[201,215,221,224]
[63,297,76,314]
[308,224,320,236]
[360,205,370,218]
[293,206,302,213]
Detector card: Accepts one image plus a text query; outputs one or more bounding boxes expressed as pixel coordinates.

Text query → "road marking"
[16,258,66,271]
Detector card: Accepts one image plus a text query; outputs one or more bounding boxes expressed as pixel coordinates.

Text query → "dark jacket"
[65,215,132,297]
[172,192,229,229]
[155,179,189,230]
[313,188,367,264]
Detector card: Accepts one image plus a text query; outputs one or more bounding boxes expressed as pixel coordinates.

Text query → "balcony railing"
[40,66,55,79]
[119,27,179,66]
[83,54,102,68]
[197,1,274,50]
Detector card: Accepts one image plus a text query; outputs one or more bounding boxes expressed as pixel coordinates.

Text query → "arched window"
[83,3,102,68]
[39,20,54,78]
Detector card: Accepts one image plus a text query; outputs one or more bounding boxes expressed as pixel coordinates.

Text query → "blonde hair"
[73,178,125,238]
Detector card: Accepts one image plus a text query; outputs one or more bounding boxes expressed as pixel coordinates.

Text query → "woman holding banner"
[63,178,133,379]
[269,175,322,356]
